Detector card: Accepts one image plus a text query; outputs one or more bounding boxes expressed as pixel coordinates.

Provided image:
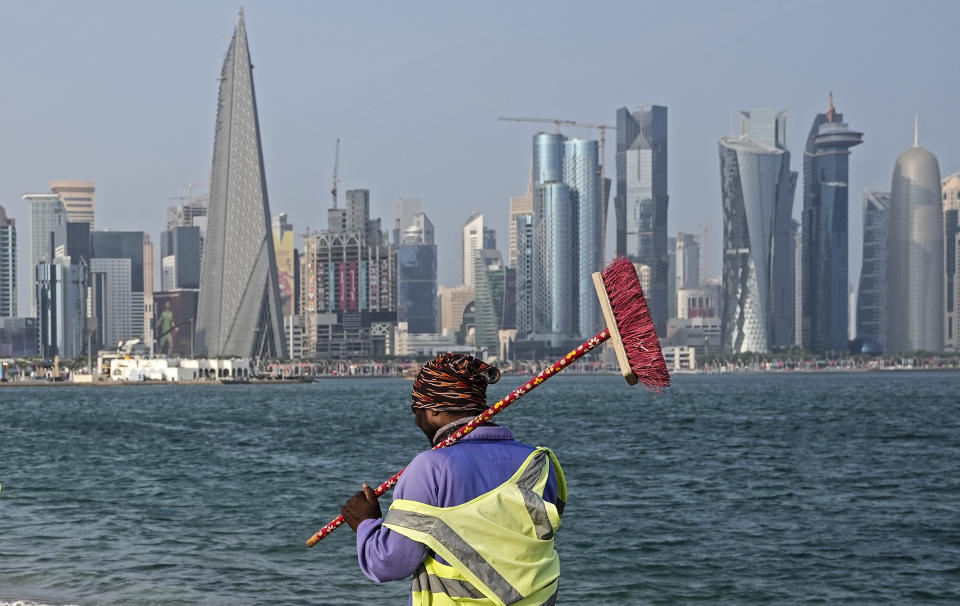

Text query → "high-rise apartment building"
[801,96,863,353]
[886,127,943,353]
[513,213,534,336]
[616,105,669,335]
[944,174,960,349]
[398,212,438,334]
[23,193,66,316]
[195,11,286,358]
[856,191,890,350]
[719,108,798,353]
[565,138,602,338]
[462,213,485,288]
[50,181,95,227]
[0,205,15,317]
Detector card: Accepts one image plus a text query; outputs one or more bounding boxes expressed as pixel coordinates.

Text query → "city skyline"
[2,2,958,315]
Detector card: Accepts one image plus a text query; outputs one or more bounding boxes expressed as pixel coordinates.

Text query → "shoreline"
[3,365,960,387]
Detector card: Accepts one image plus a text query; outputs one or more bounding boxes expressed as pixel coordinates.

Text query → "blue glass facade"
[615,105,668,335]
[801,102,862,353]
[397,243,438,333]
[856,191,890,349]
[564,139,601,338]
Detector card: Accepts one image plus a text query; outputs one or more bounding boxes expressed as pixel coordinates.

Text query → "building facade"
[856,191,890,350]
[36,260,87,358]
[0,205,15,317]
[397,212,438,334]
[564,138,602,338]
[944,174,960,349]
[272,213,298,317]
[50,180,95,227]
[886,133,943,353]
[23,193,66,316]
[195,11,286,359]
[160,226,201,291]
[801,97,863,353]
[719,109,797,353]
[616,105,669,335]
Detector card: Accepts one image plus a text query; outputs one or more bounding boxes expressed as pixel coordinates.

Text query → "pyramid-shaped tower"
[195,10,286,358]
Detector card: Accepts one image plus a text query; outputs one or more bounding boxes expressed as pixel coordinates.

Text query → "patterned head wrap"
[411,353,501,412]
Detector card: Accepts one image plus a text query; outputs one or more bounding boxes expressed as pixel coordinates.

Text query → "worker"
[340,352,566,605]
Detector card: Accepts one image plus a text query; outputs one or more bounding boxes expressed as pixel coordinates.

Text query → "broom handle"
[306,328,611,547]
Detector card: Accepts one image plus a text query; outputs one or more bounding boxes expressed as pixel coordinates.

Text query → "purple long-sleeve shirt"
[356,425,559,583]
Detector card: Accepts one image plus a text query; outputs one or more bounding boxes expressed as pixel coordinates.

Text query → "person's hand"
[340,483,382,532]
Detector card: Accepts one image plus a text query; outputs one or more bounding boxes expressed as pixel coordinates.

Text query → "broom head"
[592,257,670,390]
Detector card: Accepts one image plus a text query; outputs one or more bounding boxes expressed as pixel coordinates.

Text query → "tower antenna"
[331,138,340,209]
[914,115,919,147]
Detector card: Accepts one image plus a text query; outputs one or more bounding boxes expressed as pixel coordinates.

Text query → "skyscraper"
[0,205,15,317]
[50,181,95,227]
[801,96,863,353]
[564,138,602,338]
[22,193,66,316]
[675,232,700,291]
[856,191,890,350]
[160,226,201,291]
[398,212,438,334]
[462,213,485,288]
[195,10,286,358]
[91,230,146,344]
[508,181,533,268]
[719,108,797,353]
[616,105,669,335]
[886,124,943,353]
[944,174,960,349]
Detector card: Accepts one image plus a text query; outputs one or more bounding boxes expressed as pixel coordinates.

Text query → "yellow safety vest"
[383,447,567,606]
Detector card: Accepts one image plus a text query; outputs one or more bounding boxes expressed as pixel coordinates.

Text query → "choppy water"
[1,372,959,604]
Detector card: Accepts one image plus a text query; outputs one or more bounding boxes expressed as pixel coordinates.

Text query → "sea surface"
[1,372,959,605]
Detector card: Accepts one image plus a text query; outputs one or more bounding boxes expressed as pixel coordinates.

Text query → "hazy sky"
[1,1,958,312]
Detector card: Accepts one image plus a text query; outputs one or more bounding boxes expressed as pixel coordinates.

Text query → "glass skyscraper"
[195,10,286,358]
[856,190,890,350]
[801,97,863,353]
[398,212,438,334]
[886,131,943,353]
[531,132,601,340]
[0,205,15,317]
[615,105,668,335]
[719,109,797,353]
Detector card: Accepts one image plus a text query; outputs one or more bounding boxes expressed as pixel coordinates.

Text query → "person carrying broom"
[340,352,566,606]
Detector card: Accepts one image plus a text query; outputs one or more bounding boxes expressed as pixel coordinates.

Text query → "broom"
[305,256,669,546]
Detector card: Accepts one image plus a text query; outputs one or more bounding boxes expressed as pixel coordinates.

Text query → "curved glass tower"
[886,135,943,353]
[719,109,797,353]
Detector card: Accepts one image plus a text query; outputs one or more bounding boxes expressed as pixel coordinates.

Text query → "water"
[1,373,959,605]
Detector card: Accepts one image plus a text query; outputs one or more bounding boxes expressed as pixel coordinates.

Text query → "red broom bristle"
[601,257,671,391]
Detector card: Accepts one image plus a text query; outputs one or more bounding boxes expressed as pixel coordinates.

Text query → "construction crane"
[331,138,340,209]
[498,116,617,262]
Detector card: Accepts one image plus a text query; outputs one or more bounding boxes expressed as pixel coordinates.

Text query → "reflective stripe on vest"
[385,509,525,604]
[412,563,486,600]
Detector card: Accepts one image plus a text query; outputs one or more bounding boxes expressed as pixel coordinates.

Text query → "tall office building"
[944,174,960,349]
[50,181,95,227]
[195,10,286,359]
[23,193,66,316]
[473,254,516,354]
[143,234,155,350]
[0,205,15,317]
[167,196,208,230]
[35,260,87,358]
[616,105,669,335]
[530,132,602,340]
[398,212,438,334]
[438,284,475,334]
[298,190,396,357]
[462,213,485,288]
[856,191,890,349]
[272,213,297,316]
[719,108,797,353]
[801,96,863,353]
[565,139,602,338]
[509,181,533,268]
[160,226,201,291]
[91,230,146,344]
[393,198,422,245]
[513,213,534,336]
[675,232,700,291]
[886,126,943,353]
